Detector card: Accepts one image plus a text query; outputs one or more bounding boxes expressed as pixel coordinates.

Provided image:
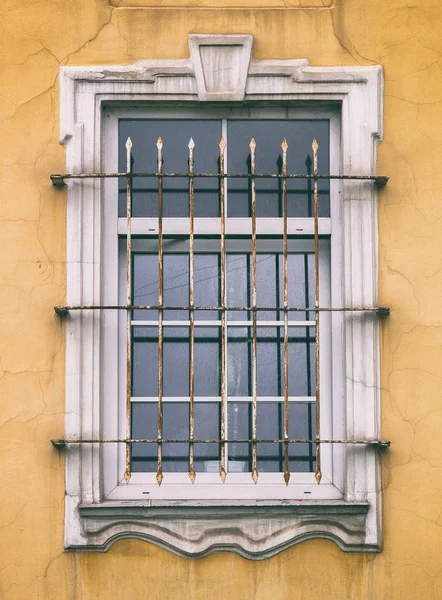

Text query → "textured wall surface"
[1,0,442,598]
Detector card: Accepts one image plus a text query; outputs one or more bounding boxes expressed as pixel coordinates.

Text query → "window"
[56,35,387,555]
[103,110,339,501]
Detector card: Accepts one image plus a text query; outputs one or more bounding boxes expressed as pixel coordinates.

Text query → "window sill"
[69,499,378,557]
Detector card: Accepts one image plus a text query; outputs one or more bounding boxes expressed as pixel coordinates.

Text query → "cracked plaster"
[1,0,442,598]
[109,0,334,7]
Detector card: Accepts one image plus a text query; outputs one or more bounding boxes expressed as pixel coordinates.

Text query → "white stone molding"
[76,501,373,557]
[188,34,253,101]
[60,34,384,555]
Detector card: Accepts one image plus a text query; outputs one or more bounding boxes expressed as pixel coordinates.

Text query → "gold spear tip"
[189,468,196,484]
[188,137,195,150]
[284,471,291,486]
[312,138,318,152]
[220,467,227,483]
[156,470,163,486]
[281,138,288,151]
[252,468,259,484]
[315,470,322,484]
[219,137,226,150]
[124,469,131,484]
[156,137,163,149]
[249,137,257,150]
[125,137,133,150]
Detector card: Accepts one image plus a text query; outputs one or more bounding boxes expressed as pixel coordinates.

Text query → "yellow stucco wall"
[1,0,442,598]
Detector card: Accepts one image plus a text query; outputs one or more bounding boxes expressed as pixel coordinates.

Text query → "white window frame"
[104,106,338,501]
[60,34,384,556]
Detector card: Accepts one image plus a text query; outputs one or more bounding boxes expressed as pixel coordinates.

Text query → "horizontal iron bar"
[51,438,390,447]
[50,172,389,186]
[54,305,390,315]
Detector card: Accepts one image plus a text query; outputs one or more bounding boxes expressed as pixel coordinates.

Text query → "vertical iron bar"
[219,137,227,483]
[281,139,290,486]
[156,137,164,486]
[188,138,196,484]
[124,137,133,484]
[250,138,259,485]
[312,138,322,485]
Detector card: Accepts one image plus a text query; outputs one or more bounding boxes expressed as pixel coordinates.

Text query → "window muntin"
[108,109,339,499]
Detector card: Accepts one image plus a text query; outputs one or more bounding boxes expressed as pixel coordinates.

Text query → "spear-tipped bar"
[281,138,290,486]
[124,137,133,485]
[249,138,259,485]
[219,137,227,484]
[156,136,164,487]
[312,138,322,485]
[188,138,196,484]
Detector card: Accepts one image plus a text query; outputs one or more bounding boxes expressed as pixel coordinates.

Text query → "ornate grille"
[51,134,390,487]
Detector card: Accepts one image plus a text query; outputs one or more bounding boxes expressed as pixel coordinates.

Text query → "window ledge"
[70,500,378,557]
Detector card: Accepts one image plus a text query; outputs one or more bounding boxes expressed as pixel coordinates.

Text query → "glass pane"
[160,252,220,320]
[132,251,314,321]
[132,326,158,397]
[130,401,157,472]
[227,254,249,321]
[163,254,189,320]
[226,120,330,218]
[132,326,221,397]
[227,401,315,472]
[194,327,221,397]
[194,402,221,472]
[132,327,190,397]
[133,253,158,320]
[279,253,314,322]
[227,401,249,470]
[227,251,315,321]
[289,402,316,473]
[307,253,315,321]
[131,401,221,472]
[227,327,250,397]
[194,254,220,320]
[309,335,316,395]
[119,119,222,217]
[131,402,189,472]
[227,327,316,397]
[257,402,283,472]
[256,254,278,321]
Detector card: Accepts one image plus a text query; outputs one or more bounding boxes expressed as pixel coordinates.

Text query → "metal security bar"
[282,138,290,485]
[124,138,133,484]
[188,138,196,484]
[51,173,389,186]
[312,139,322,485]
[51,135,390,486]
[156,137,164,487]
[52,438,391,447]
[250,138,258,484]
[219,137,227,483]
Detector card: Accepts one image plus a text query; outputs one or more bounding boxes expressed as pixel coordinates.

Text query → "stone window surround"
[60,34,384,557]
